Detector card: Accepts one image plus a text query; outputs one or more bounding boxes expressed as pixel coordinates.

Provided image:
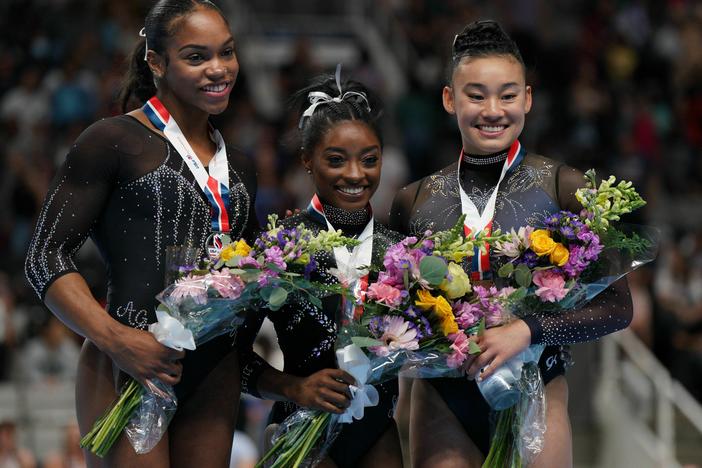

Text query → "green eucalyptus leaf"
[267,287,288,308]
[498,262,514,278]
[419,256,448,287]
[514,264,533,288]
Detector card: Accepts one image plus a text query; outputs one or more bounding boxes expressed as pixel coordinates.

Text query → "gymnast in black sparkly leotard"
[390,147,632,455]
[25,2,258,465]
[26,114,257,399]
[390,20,632,467]
[237,73,404,468]
[238,209,402,467]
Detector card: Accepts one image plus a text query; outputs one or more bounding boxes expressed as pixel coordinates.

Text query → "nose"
[206,56,238,80]
[344,160,364,182]
[481,97,504,120]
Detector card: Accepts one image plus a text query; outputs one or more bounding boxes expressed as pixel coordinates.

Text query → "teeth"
[203,83,227,92]
[338,186,364,195]
[479,125,505,132]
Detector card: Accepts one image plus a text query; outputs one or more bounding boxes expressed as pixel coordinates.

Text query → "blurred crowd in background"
[1,0,702,466]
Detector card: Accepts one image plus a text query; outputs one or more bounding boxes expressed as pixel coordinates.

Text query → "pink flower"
[453,301,481,329]
[367,283,404,308]
[446,332,470,368]
[532,270,570,302]
[369,316,419,357]
[170,274,208,305]
[208,268,245,299]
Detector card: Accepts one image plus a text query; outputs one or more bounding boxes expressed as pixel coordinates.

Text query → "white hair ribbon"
[139,27,148,61]
[298,64,372,129]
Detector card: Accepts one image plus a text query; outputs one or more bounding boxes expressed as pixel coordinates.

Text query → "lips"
[336,186,366,196]
[201,81,231,96]
[476,124,507,133]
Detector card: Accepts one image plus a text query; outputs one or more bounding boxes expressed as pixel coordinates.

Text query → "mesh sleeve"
[25,119,123,299]
[235,310,274,398]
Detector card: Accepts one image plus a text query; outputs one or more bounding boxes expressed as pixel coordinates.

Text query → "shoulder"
[374,221,404,244]
[395,162,459,202]
[523,153,582,176]
[278,211,321,231]
[226,144,257,185]
[76,115,147,147]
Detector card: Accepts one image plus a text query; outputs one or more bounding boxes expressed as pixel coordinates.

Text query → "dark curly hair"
[289,70,384,156]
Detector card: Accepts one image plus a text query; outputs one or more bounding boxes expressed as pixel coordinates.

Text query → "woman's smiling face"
[443,55,532,155]
[156,6,239,116]
[304,120,382,211]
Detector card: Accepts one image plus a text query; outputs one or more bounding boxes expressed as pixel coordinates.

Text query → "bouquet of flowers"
[258,216,510,467]
[80,215,357,457]
[479,169,657,467]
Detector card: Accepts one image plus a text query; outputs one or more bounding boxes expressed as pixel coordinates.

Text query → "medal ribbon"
[143,96,231,232]
[458,140,526,280]
[307,194,373,320]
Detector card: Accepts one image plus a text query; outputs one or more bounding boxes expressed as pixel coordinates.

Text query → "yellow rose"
[549,243,570,266]
[219,244,236,262]
[415,289,437,311]
[434,295,459,335]
[415,290,459,336]
[530,230,556,257]
[232,239,252,257]
[439,262,472,299]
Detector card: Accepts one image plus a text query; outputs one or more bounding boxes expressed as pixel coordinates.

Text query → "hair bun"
[451,19,523,64]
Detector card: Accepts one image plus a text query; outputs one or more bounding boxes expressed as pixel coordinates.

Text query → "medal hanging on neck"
[143,96,231,260]
[307,194,373,321]
[457,140,526,281]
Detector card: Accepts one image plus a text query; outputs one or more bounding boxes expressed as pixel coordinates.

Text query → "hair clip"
[139,27,148,61]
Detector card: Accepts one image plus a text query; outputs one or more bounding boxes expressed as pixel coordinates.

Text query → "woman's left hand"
[466,319,532,380]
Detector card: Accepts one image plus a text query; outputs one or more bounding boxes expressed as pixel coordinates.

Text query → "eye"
[327,155,344,167]
[221,48,235,57]
[502,94,517,101]
[362,155,379,166]
[468,94,484,101]
[186,53,205,63]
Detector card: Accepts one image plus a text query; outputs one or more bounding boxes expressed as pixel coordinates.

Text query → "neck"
[157,91,210,143]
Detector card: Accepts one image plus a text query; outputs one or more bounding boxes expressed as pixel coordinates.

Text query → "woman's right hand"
[288,369,356,414]
[103,323,185,387]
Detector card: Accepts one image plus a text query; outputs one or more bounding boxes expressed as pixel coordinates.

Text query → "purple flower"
[453,301,481,329]
[264,246,287,270]
[303,257,317,279]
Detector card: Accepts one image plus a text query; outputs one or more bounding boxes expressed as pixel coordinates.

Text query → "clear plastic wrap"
[261,410,342,468]
[125,379,177,454]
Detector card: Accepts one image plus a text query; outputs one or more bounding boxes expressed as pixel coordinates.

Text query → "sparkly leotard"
[25,115,258,400]
[237,208,402,468]
[390,150,632,453]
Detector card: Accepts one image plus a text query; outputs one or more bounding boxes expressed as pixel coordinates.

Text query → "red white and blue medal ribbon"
[458,140,526,280]
[307,194,373,320]
[142,96,231,236]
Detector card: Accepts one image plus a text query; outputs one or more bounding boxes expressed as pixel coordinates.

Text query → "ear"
[146,50,166,79]
[301,152,312,173]
[524,85,533,114]
[442,86,455,114]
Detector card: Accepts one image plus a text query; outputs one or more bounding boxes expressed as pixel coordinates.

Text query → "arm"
[236,310,355,414]
[468,165,633,378]
[26,120,183,386]
[388,179,422,235]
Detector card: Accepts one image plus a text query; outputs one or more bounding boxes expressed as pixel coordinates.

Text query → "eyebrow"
[324,145,380,154]
[178,37,234,52]
[463,82,521,90]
